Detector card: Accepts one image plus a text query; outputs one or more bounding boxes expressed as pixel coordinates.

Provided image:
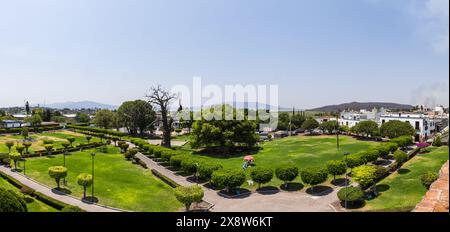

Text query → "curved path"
[0,166,121,212]
[134,152,339,212]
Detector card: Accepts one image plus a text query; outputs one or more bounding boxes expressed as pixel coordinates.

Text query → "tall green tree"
[380,120,415,139]
[118,100,156,136]
[353,121,379,138]
[301,117,320,134]
[93,109,115,129]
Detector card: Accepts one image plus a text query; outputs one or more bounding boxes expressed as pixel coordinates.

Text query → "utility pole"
[336,111,340,150]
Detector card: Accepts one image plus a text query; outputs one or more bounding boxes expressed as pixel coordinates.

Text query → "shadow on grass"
[331,178,350,187]
[340,200,366,209]
[82,196,99,204]
[280,182,304,192]
[373,159,393,166]
[186,176,209,185]
[218,188,251,199]
[305,186,333,196]
[375,184,390,193]
[256,186,280,195]
[174,171,192,177]
[51,188,72,195]
[398,169,411,175]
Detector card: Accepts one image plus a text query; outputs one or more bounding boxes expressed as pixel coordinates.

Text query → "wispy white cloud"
[365,0,449,55]
[415,0,449,54]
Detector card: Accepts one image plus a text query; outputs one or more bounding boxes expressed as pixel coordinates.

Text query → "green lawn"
[0,131,101,154]
[186,135,376,189]
[22,146,183,212]
[0,176,59,212]
[363,146,449,212]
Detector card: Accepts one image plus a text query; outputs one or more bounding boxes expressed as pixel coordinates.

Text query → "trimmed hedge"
[0,171,81,211]
[151,169,180,188]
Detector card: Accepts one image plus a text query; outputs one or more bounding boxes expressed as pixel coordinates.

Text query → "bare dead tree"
[146,85,177,148]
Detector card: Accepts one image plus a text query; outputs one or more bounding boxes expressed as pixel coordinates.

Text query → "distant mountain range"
[309,102,414,112]
[42,101,118,110]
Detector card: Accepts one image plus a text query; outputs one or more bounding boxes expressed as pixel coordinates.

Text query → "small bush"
[0,187,27,212]
[170,155,187,168]
[250,167,274,189]
[300,167,328,190]
[275,165,299,187]
[326,160,347,181]
[421,172,438,189]
[181,158,201,175]
[198,162,223,180]
[337,187,364,203]
[393,150,408,166]
[174,186,204,212]
[433,136,442,147]
[211,169,246,192]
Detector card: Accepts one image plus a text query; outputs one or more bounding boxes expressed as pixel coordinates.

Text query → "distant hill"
[309,102,414,112]
[43,101,118,110]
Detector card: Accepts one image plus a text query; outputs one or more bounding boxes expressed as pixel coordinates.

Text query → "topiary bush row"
[0,126,63,135]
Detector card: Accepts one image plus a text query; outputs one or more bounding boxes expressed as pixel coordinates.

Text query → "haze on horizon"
[0,0,449,109]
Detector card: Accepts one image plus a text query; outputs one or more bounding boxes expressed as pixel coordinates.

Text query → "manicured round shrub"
[198,162,223,180]
[174,185,204,212]
[250,167,274,189]
[170,155,187,168]
[181,158,201,175]
[337,187,364,204]
[117,140,126,148]
[326,160,347,181]
[361,149,380,164]
[15,145,24,155]
[143,144,154,154]
[161,150,178,162]
[61,206,84,212]
[124,148,139,160]
[352,165,377,189]
[421,171,438,189]
[275,165,299,187]
[0,187,27,212]
[120,143,129,153]
[9,152,21,170]
[375,145,390,157]
[211,169,246,192]
[391,135,413,149]
[153,147,164,158]
[433,135,442,147]
[67,137,76,147]
[23,142,32,154]
[48,166,68,189]
[5,141,14,153]
[345,154,364,169]
[77,173,93,199]
[300,167,328,191]
[44,144,54,154]
[393,150,408,166]
[386,142,399,153]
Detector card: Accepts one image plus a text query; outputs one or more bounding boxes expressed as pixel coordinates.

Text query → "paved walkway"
[0,166,120,212]
[134,151,339,212]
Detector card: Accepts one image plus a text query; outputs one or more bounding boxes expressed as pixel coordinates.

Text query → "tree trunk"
[83,187,86,199]
[185,204,190,212]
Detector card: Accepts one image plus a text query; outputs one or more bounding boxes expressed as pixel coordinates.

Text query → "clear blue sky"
[0,0,448,108]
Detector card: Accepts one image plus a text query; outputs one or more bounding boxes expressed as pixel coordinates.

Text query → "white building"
[379,113,436,142]
[339,108,386,128]
[1,120,22,128]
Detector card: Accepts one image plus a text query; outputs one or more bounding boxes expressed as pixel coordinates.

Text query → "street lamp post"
[23,158,26,176]
[91,152,96,201]
[63,150,68,185]
[195,163,199,185]
[344,151,350,209]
